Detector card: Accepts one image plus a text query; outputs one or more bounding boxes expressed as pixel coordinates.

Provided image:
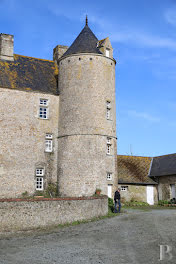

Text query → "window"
[36,168,44,176]
[45,140,53,152]
[121,186,128,191]
[45,134,53,152]
[36,177,44,190]
[107,172,112,181]
[106,48,110,57]
[106,101,111,120]
[45,133,53,139]
[35,168,44,190]
[107,137,112,155]
[40,99,48,106]
[39,107,48,119]
[39,99,48,119]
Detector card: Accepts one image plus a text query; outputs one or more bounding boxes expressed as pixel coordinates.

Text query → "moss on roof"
[117,155,156,184]
[0,54,58,95]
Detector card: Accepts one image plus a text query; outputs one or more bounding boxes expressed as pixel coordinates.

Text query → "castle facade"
[0,20,118,198]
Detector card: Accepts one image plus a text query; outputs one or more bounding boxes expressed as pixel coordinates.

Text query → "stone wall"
[0,196,108,232]
[119,184,158,204]
[58,53,118,197]
[158,176,176,200]
[0,88,59,198]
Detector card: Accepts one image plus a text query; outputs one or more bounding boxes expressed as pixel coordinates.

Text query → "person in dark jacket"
[114,188,121,213]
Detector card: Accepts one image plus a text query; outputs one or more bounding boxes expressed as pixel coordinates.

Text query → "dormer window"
[106,48,110,57]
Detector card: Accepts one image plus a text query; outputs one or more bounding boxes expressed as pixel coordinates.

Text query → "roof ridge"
[14,54,54,63]
[117,154,151,158]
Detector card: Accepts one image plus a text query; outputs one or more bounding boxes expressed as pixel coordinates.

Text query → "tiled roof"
[117,155,157,185]
[149,153,176,177]
[62,25,102,58]
[0,54,58,95]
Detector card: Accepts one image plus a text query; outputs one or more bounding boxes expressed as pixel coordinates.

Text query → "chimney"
[53,45,68,62]
[0,33,14,61]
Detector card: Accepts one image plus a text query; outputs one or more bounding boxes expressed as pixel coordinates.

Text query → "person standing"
[114,188,121,213]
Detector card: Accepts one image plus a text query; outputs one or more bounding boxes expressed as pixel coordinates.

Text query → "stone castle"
[0,18,118,199]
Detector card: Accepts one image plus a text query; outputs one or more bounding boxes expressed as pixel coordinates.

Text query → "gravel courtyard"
[0,209,176,264]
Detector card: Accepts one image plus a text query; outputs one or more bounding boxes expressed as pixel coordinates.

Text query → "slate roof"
[62,25,102,58]
[0,54,58,95]
[117,155,157,185]
[149,153,176,177]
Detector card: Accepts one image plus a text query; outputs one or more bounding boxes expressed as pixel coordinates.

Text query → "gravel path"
[0,209,176,264]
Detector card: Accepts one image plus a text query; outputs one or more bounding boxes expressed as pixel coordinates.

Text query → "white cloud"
[164,7,176,26]
[46,6,176,51]
[110,31,176,50]
[128,110,160,123]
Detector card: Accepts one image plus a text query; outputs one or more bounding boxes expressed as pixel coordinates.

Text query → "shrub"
[158,200,169,206]
[108,197,114,212]
[44,183,58,198]
[21,191,29,198]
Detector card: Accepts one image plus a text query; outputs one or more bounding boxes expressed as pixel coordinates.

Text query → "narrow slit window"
[106,101,111,120]
[107,137,112,155]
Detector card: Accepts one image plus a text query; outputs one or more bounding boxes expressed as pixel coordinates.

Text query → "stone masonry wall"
[0,196,108,232]
[119,184,158,204]
[158,176,176,200]
[0,88,59,198]
[58,53,118,197]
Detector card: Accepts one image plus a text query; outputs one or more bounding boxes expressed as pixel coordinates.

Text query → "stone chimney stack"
[0,34,14,61]
[53,45,68,62]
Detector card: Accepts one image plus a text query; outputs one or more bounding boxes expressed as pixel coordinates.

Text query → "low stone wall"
[0,196,108,232]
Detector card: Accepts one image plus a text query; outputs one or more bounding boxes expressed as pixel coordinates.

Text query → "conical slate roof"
[62,24,102,57]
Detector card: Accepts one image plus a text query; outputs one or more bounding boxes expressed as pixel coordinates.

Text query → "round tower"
[57,19,117,197]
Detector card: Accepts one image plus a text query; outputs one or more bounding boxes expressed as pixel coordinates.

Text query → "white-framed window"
[35,168,44,190]
[45,133,53,139]
[39,107,48,119]
[40,99,48,106]
[107,172,112,181]
[36,177,44,190]
[106,101,111,120]
[121,186,128,191]
[39,99,49,119]
[45,139,53,152]
[36,168,44,176]
[106,48,110,57]
[107,137,112,155]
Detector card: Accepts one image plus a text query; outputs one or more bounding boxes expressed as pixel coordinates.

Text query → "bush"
[158,200,169,206]
[108,197,114,212]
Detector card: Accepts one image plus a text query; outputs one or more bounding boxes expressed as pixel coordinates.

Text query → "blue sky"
[1,0,176,157]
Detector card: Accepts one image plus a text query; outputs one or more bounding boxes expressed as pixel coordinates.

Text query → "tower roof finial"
[86,15,88,26]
